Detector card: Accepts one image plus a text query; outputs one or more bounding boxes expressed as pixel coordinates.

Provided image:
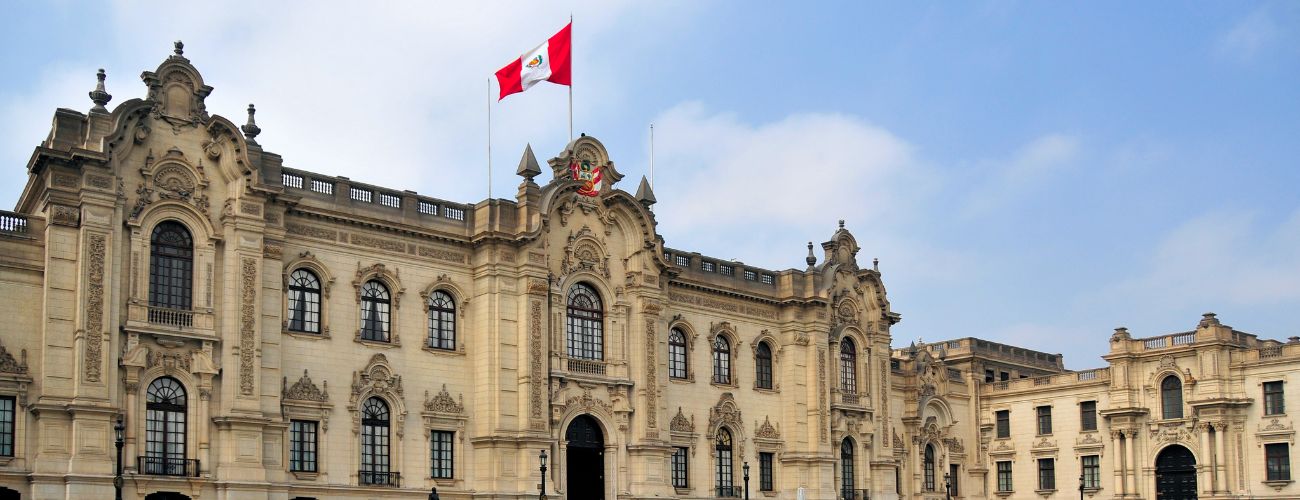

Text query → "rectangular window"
[0,396,14,457]
[1080,401,1098,431]
[744,270,757,281]
[701,261,715,272]
[289,420,317,472]
[1267,443,1291,481]
[985,369,995,383]
[949,464,959,495]
[996,461,1013,492]
[1037,458,1055,490]
[995,410,1010,439]
[672,447,689,488]
[431,430,454,479]
[675,255,691,267]
[1036,406,1052,435]
[759,452,774,491]
[1000,371,1010,381]
[1081,455,1100,489]
[1265,381,1285,416]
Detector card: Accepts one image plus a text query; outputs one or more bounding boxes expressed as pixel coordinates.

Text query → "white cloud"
[959,133,1079,217]
[1215,5,1282,63]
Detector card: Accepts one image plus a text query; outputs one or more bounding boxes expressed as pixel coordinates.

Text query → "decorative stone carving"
[671,407,695,433]
[707,393,743,437]
[565,388,613,414]
[424,384,465,414]
[818,349,828,442]
[52,173,80,188]
[0,341,29,374]
[1150,422,1194,444]
[50,204,80,227]
[351,354,403,404]
[83,233,106,382]
[1076,433,1103,447]
[353,262,404,308]
[263,241,283,259]
[645,317,658,429]
[283,370,329,402]
[794,330,810,346]
[561,226,611,279]
[943,437,965,453]
[239,257,257,395]
[1032,437,1057,449]
[529,300,545,429]
[1261,418,1293,432]
[755,417,781,440]
[147,350,191,372]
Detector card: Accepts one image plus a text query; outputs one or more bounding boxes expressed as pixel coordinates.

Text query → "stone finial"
[634,175,656,206]
[1288,336,1299,345]
[1198,312,1220,328]
[838,219,845,229]
[89,68,112,112]
[1110,327,1131,342]
[873,258,879,271]
[516,143,541,180]
[805,242,816,267]
[173,40,185,57]
[241,104,261,144]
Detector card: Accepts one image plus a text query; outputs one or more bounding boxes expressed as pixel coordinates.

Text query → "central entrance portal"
[566,414,605,500]
[1155,445,1197,500]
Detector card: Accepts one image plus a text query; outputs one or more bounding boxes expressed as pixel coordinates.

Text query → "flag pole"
[568,14,574,143]
[649,123,655,189]
[487,76,493,200]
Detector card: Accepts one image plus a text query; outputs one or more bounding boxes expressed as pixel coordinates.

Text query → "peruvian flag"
[495,23,572,101]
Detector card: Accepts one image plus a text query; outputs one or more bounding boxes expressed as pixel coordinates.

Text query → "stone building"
[0,44,1294,500]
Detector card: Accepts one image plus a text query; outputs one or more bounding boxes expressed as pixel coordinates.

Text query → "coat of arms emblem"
[569,158,602,197]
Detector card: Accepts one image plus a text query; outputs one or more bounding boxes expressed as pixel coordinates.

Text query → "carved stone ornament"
[83,233,106,382]
[564,388,613,414]
[994,440,1013,452]
[671,407,695,433]
[1033,437,1057,449]
[892,430,905,450]
[1150,422,1195,444]
[707,392,743,437]
[560,226,611,279]
[1076,433,1103,446]
[353,262,403,307]
[350,354,403,405]
[147,350,192,372]
[283,370,329,402]
[424,384,465,415]
[0,341,29,375]
[50,204,81,227]
[1261,418,1294,432]
[239,257,257,395]
[755,417,781,440]
[132,151,211,220]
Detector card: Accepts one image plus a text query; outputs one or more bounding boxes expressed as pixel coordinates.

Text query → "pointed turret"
[635,176,656,206]
[516,143,541,181]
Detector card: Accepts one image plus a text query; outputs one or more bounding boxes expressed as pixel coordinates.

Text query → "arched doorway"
[0,487,19,500]
[566,414,605,500]
[1155,445,1197,500]
[144,493,191,500]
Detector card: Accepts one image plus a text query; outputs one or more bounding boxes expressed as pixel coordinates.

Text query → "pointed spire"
[88,68,112,113]
[805,242,817,268]
[635,175,656,206]
[516,143,541,180]
[241,104,261,144]
[173,40,185,57]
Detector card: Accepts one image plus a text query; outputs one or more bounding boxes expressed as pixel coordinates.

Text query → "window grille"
[840,339,857,394]
[840,439,856,499]
[720,264,733,276]
[444,206,466,221]
[350,187,372,203]
[282,173,304,188]
[1161,376,1183,419]
[744,270,757,281]
[701,261,715,272]
[1081,455,1100,488]
[675,255,690,267]
[378,193,401,208]
[760,274,774,285]
[418,201,438,215]
[310,179,334,194]
[715,429,734,493]
[1266,443,1291,481]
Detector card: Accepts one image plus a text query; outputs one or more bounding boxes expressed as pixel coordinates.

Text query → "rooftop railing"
[0,211,28,235]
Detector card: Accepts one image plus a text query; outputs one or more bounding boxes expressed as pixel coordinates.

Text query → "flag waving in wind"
[495,23,572,101]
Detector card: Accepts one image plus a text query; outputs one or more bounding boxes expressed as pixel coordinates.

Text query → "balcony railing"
[0,212,28,235]
[839,392,861,405]
[842,489,871,500]
[566,358,607,376]
[359,470,401,487]
[148,306,194,328]
[138,456,200,477]
[715,486,742,498]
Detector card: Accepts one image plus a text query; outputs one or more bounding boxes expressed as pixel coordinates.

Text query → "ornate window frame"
[710,322,741,388]
[352,263,404,347]
[751,330,781,393]
[0,341,30,465]
[348,354,407,484]
[281,369,332,481]
[668,406,699,493]
[667,317,699,383]
[421,384,468,487]
[419,275,468,355]
[282,252,335,339]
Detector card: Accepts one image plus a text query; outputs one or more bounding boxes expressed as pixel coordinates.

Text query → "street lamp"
[743,461,750,500]
[944,472,951,500]
[113,416,125,500]
[1078,473,1085,500]
[538,449,548,500]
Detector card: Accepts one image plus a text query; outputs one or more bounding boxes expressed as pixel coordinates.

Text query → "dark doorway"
[566,414,605,500]
[1155,445,1197,500]
[0,486,19,500]
[144,493,192,500]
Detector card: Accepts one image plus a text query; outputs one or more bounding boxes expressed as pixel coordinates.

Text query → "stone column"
[1111,430,1126,496]
[1197,422,1212,493]
[1126,429,1140,497]
[1213,422,1227,493]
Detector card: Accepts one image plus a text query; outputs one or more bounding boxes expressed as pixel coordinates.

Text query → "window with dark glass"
[669,328,688,380]
[360,397,392,485]
[360,281,391,342]
[1037,458,1055,490]
[995,410,1010,439]
[841,438,856,499]
[999,371,1009,381]
[149,221,193,310]
[949,463,960,495]
[1161,376,1183,419]
[996,461,1013,492]
[287,269,321,333]
[840,338,857,394]
[430,430,454,479]
[427,290,456,350]
[716,428,734,494]
[566,283,603,360]
[1080,401,1097,431]
[289,420,318,472]
[671,446,689,488]
[712,336,732,385]
[1081,455,1100,488]
[0,396,14,457]
[1267,443,1291,481]
[1036,406,1052,435]
[145,377,187,475]
[1265,381,1285,416]
[985,369,995,383]
[759,452,774,491]
[755,342,773,390]
[923,444,936,491]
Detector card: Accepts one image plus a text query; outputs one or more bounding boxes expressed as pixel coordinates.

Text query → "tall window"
[1080,401,1098,432]
[1264,381,1285,416]
[1037,458,1055,490]
[289,420,318,472]
[430,430,454,479]
[671,446,689,488]
[287,269,321,333]
[755,342,773,390]
[716,428,734,495]
[840,338,857,394]
[840,438,855,499]
[0,396,14,457]
[995,410,1010,439]
[669,328,688,380]
[996,461,1013,492]
[759,452,774,491]
[360,397,392,485]
[923,444,936,491]
[149,221,193,310]
[1266,443,1291,481]
[1081,455,1100,488]
[949,464,960,495]
[1161,375,1183,419]
[1036,406,1053,435]
[145,377,187,475]
[712,336,732,385]
[360,281,391,342]
[566,283,603,360]
[426,290,456,350]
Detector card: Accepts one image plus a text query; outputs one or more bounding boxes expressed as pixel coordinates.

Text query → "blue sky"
[3,1,1298,368]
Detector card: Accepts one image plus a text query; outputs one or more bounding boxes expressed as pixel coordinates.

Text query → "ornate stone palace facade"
[0,45,1295,500]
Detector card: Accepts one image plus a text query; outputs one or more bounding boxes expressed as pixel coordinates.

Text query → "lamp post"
[743,461,750,500]
[944,472,951,500]
[1078,473,1085,500]
[113,416,125,500]
[538,449,548,500]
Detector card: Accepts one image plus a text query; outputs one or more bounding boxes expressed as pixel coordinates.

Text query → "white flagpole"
[487,77,493,200]
[649,123,655,188]
[568,14,574,143]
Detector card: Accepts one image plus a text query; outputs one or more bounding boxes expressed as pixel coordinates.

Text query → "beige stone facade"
[0,45,1295,500]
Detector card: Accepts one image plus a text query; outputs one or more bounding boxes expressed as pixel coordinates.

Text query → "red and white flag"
[495,23,572,101]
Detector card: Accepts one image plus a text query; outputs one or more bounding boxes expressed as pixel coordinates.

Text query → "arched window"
[149,221,193,310]
[715,428,735,496]
[669,328,689,380]
[1161,375,1183,419]
[755,341,773,389]
[841,438,856,499]
[840,338,857,394]
[566,283,603,360]
[427,290,456,350]
[287,269,321,333]
[360,281,391,342]
[360,397,393,485]
[924,444,936,491]
[145,377,187,476]
[712,336,732,385]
